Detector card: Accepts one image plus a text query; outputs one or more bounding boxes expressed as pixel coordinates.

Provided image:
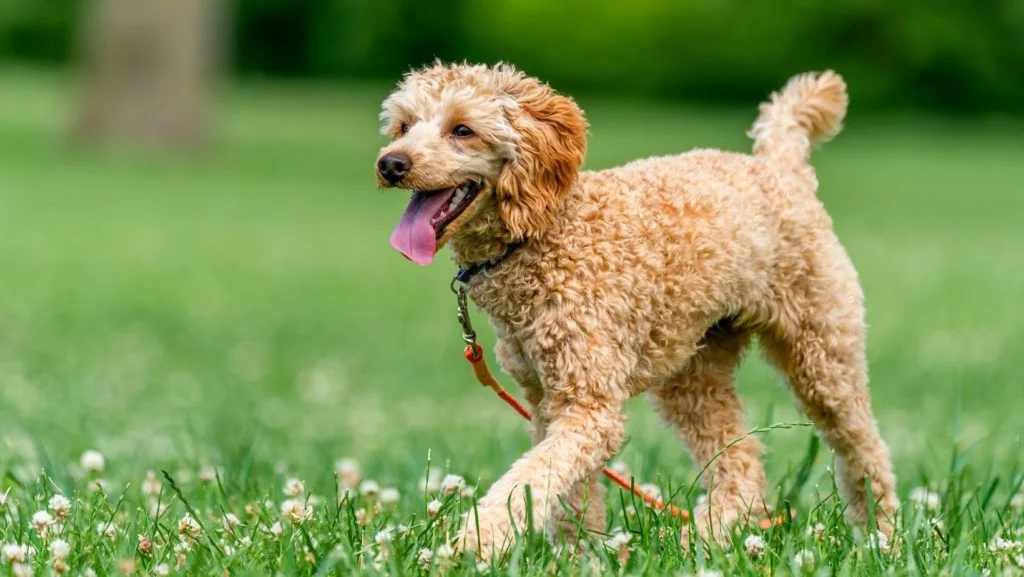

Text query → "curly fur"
[376,62,898,559]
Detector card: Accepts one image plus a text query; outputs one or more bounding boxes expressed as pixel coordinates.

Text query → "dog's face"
[376,62,587,265]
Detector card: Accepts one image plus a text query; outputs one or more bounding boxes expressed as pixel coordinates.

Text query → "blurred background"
[0,0,1022,485]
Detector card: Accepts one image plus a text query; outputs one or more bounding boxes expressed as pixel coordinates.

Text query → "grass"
[0,65,1023,575]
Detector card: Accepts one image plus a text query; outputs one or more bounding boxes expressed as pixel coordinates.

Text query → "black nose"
[377,152,412,184]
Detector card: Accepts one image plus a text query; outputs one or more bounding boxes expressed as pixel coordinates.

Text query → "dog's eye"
[452,124,474,138]
[399,122,409,135]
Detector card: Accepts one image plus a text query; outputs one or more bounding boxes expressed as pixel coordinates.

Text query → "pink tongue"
[390,190,454,265]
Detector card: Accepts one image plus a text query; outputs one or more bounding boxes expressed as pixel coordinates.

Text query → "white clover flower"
[82,568,97,577]
[31,510,54,533]
[638,483,662,502]
[419,471,443,494]
[793,549,815,571]
[173,541,192,555]
[461,485,477,499]
[417,548,433,570]
[147,499,168,518]
[586,556,607,575]
[909,487,941,511]
[806,522,826,539]
[282,478,305,497]
[379,487,400,507]
[280,499,313,525]
[80,450,105,472]
[87,479,110,494]
[197,465,218,483]
[374,527,395,546]
[334,459,361,488]
[476,561,490,572]
[223,513,241,529]
[744,534,765,559]
[608,460,629,475]
[929,517,945,532]
[697,570,723,577]
[604,529,632,550]
[440,474,466,496]
[435,544,454,563]
[1011,493,1024,512]
[354,508,368,525]
[426,499,442,517]
[359,480,380,498]
[268,522,284,539]
[95,520,117,541]
[137,536,153,556]
[48,539,70,560]
[174,468,194,485]
[48,495,71,520]
[12,563,32,577]
[990,536,1017,552]
[178,514,202,542]
[371,551,387,572]
[154,563,170,576]
[868,530,890,552]
[337,486,354,502]
[142,471,162,498]
[2,543,34,563]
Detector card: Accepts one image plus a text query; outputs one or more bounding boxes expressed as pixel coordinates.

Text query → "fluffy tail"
[749,70,848,168]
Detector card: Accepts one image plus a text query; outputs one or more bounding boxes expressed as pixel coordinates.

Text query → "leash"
[451,246,789,529]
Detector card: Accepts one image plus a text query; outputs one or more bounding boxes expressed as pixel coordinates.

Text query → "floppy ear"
[496,75,587,239]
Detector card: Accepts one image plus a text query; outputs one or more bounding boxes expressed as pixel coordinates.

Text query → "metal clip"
[453,282,477,345]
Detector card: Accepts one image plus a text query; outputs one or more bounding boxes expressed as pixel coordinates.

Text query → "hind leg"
[650,325,769,544]
[760,269,899,535]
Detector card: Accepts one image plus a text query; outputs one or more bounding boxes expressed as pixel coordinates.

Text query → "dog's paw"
[456,509,514,561]
[680,498,772,551]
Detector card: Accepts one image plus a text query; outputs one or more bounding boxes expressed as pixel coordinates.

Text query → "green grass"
[1,66,1023,575]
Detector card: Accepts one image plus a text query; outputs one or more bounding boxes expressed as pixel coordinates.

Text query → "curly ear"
[496,75,587,239]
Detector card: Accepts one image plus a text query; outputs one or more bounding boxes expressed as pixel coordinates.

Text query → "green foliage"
[2,0,1023,110]
[0,0,77,62]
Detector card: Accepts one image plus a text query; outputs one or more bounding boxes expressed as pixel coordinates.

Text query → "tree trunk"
[72,0,223,150]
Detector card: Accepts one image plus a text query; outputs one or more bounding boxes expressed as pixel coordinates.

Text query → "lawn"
[0,66,1023,575]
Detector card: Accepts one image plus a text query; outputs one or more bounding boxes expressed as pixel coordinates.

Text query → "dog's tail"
[749,70,847,169]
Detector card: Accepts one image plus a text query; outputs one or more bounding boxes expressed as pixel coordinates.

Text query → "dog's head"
[376,62,587,265]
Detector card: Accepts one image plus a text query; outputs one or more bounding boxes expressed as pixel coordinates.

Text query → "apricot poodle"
[376,62,899,558]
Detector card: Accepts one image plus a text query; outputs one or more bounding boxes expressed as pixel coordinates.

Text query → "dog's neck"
[448,207,518,271]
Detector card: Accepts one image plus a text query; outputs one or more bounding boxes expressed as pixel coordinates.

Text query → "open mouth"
[389,181,481,265]
[425,181,480,238]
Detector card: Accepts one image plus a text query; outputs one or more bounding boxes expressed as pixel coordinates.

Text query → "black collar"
[453,240,526,285]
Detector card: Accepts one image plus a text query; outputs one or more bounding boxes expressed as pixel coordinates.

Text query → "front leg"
[459,340,627,560]
[459,399,625,558]
[493,339,607,542]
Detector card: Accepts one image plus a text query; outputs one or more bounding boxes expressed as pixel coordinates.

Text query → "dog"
[376,61,898,558]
